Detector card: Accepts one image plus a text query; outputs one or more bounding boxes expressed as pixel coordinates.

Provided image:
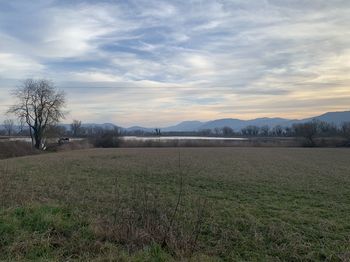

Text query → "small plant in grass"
[106,151,208,258]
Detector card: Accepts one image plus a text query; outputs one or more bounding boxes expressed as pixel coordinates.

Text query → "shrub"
[0,141,38,159]
[92,132,120,148]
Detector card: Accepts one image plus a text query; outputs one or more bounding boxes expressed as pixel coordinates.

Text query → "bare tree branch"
[7,79,65,149]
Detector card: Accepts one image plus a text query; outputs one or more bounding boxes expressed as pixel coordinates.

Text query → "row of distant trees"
[162,120,350,146]
[200,120,350,142]
[1,119,15,136]
[2,116,350,146]
[0,119,119,138]
[208,121,350,138]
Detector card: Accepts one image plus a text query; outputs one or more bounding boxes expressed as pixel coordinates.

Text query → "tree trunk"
[29,127,34,147]
[34,131,41,149]
[34,138,41,149]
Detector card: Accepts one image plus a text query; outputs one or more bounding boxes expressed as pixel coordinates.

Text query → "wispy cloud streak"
[0,0,349,126]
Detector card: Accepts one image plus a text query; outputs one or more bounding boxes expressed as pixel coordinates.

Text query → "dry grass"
[118,137,304,147]
[0,141,39,159]
[1,147,350,261]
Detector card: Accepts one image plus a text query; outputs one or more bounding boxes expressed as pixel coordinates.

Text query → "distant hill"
[162,121,204,132]
[302,111,350,126]
[2,110,349,133]
[138,110,350,132]
[82,123,118,130]
[126,126,153,132]
[60,123,120,131]
[198,117,292,131]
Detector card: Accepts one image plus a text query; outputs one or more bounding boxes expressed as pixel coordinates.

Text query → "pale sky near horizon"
[0,0,349,127]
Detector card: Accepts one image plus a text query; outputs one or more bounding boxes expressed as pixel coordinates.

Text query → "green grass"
[0,148,350,261]
[0,205,93,260]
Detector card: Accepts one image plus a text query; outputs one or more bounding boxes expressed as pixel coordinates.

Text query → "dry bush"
[314,137,348,147]
[90,155,209,258]
[95,197,208,258]
[91,133,121,148]
[46,140,93,152]
[0,141,39,159]
[118,137,302,148]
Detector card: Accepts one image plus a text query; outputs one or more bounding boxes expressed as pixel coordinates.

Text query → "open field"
[1,148,350,261]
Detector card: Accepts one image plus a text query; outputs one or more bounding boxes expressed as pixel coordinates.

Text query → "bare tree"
[8,79,65,149]
[155,128,161,136]
[214,127,221,136]
[241,125,259,136]
[18,118,26,136]
[318,121,337,136]
[222,126,234,136]
[284,126,293,137]
[293,120,319,146]
[71,119,82,137]
[3,119,14,136]
[260,125,269,136]
[271,125,284,136]
[46,125,67,138]
[199,129,212,136]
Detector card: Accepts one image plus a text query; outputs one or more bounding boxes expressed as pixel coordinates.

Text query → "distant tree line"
[151,120,349,139]
[121,120,350,147]
[2,118,350,144]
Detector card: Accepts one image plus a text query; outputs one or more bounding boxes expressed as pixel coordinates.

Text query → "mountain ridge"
[2,110,349,132]
[73,110,350,132]
[147,111,350,132]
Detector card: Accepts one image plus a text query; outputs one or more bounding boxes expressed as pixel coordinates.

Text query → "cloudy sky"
[0,0,349,127]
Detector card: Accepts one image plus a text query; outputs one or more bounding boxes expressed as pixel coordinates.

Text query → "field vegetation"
[0,141,38,159]
[1,148,350,261]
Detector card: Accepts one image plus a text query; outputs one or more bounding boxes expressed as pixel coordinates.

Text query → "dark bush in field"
[92,132,120,148]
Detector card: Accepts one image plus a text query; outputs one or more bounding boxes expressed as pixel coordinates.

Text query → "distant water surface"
[1,136,247,143]
[122,136,247,141]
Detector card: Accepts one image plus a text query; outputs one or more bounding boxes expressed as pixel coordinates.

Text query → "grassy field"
[1,148,350,261]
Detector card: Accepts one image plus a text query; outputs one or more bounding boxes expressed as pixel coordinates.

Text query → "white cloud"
[0,53,44,78]
[0,0,350,125]
[70,72,124,82]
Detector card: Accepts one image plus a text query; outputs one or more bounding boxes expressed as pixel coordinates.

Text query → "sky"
[0,0,349,127]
